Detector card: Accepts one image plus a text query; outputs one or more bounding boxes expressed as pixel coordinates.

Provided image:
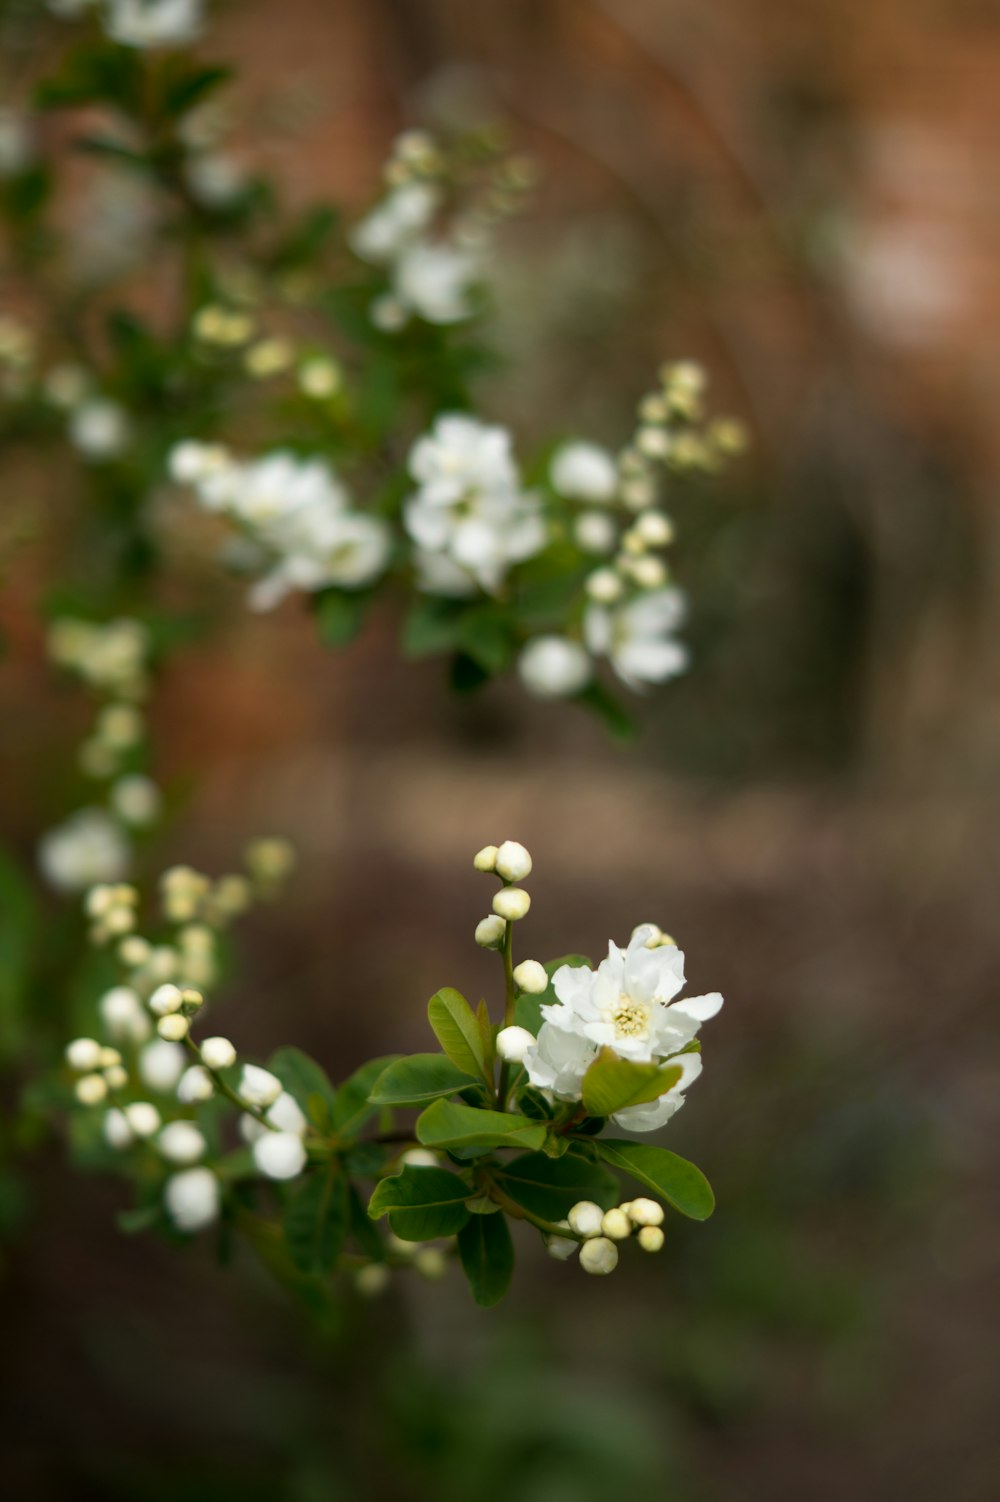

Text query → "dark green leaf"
[581,1048,683,1118]
[347,1183,385,1259]
[369,1053,481,1107]
[116,1204,161,1235]
[401,596,466,658]
[415,1099,547,1153]
[594,1139,715,1220]
[368,1165,471,1241]
[268,1046,337,1122]
[163,64,233,118]
[494,1149,619,1220]
[427,988,488,1081]
[333,1055,400,1138]
[315,587,372,648]
[456,608,515,674]
[284,1165,348,1274]
[457,1210,514,1306]
[577,681,637,742]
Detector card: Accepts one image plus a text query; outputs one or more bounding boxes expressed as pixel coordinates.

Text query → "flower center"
[610,994,651,1039]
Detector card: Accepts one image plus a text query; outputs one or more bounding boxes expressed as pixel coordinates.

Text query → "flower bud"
[567,1200,604,1239]
[518,637,592,698]
[637,1225,664,1253]
[157,1014,189,1042]
[75,1073,107,1105]
[627,1197,664,1228]
[512,959,547,994]
[573,510,617,555]
[118,936,151,968]
[492,887,530,922]
[99,985,150,1043]
[177,1064,214,1104]
[139,1039,186,1093]
[601,1207,633,1241]
[103,1108,133,1149]
[97,1047,121,1069]
[400,1148,438,1168]
[200,1036,237,1071]
[628,555,667,590]
[158,1120,207,1165]
[635,510,674,547]
[545,1225,579,1260]
[149,983,183,1016]
[355,1263,390,1296]
[475,914,506,949]
[66,1037,102,1072]
[252,1131,307,1181]
[240,1063,283,1107]
[496,842,532,881]
[266,1091,307,1136]
[585,568,624,604]
[473,844,499,873]
[414,1247,447,1281]
[104,1065,129,1091]
[496,1025,535,1064]
[124,1101,161,1138]
[165,1167,220,1232]
[579,1236,619,1275]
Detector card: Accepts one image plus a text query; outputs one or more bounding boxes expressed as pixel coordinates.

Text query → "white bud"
[512,959,547,994]
[240,1063,283,1107]
[177,1064,214,1104]
[518,636,592,699]
[138,1039,186,1094]
[149,983,183,1016]
[110,774,161,827]
[123,1101,160,1137]
[252,1130,307,1180]
[414,1247,447,1280]
[567,1200,605,1239]
[158,1120,207,1164]
[355,1263,390,1296]
[97,1046,122,1069]
[545,1223,579,1260]
[635,510,674,547]
[103,1108,134,1149]
[118,935,151,967]
[493,887,530,922]
[601,1207,633,1241]
[157,1014,189,1042]
[99,985,150,1043]
[573,509,618,555]
[266,1091,307,1136]
[495,841,532,882]
[475,914,506,950]
[495,1026,535,1064]
[473,844,498,873]
[627,555,667,590]
[66,1037,102,1072]
[400,1148,438,1168]
[637,1225,664,1253]
[104,1065,129,1091]
[585,567,624,604]
[165,1167,220,1232]
[627,1197,664,1228]
[200,1036,237,1071]
[75,1073,108,1105]
[579,1236,619,1275]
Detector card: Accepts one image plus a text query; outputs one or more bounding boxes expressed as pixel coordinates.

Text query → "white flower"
[104,0,203,49]
[138,1039,187,1093]
[164,1166,219,1232]
[584,588,688,690]
[550,442,619,503]
[408,415,517,507]
[406,485,545,595]
[69,398,130,460]
[110,775,161,827]
[158,1120,207,1164]
[612,1050,703,1132]
[98,985,151,1043]
[38,809,129,892]
[518,636,592,699]
[350,183,440,264]
[393,241,478,324]
[239,1064,283,1108]
[520,1022,594,1101]
[496,1026,535,1064]
[252,1130,307,1180]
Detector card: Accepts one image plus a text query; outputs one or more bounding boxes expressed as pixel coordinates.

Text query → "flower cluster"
[168,443,392,610]
[49,0,204,51]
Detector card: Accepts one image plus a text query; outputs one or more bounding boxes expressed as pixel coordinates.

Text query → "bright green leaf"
[594,1139,715,1220]
[415,1099,547,1153]
[427,988,488,1081]
[333,1055,400,1139]
[369,1053,481,1108]
[368,1165,471,1241]
[581,1049,683,1118]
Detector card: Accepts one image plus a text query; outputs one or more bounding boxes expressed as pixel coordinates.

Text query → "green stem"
[487,1180,583,1242]
[182,1036,280,1130]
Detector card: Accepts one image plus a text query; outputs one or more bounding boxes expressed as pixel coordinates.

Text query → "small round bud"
[579,1236,619,1276]
[179,987,204,1013]
[493,887,530,922]
[158,1121,207,1165]
[265,1092,307,1135]
[494,841,532,882]
[586,568,624,604]
[512,959,547,994]
[252,1131,307,1181]
[66,1037,102,1072]
[200,1036,237,1071]
[139,1039,186,1093]
[635,510,675,547]
[573,510,617,555]
[601,1208,633,1241]
[177,1064,214,1104]
[99,985,150,1043]
[240,1063,283,1108]
[103,1108,133,1149]
[637,1225,665,1253]
[473,845,499,873]
[545,1224,579,1260]
[124,1101,161,1137]
[165,1167,219,1232]
[75,1073,108,1105]
[355,1263,390,1296]
[149,983,183,1016]
[496,1025,535,1064]
[118,936,151,967]
[628,555,667,590]
[567,1200,605,1239]
[104,1066,129,1091]
[414,1247,447,1281]
[97,1046,121,1069]
[400,1148,438,1168]
[627,1197,664,1228]
[157,1014,189,1042]
[475,914,507,950]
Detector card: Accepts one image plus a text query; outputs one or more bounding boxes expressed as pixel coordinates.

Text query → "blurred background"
[2,0,999,1497]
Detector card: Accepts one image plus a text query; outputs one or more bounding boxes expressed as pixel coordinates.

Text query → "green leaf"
[415,1099,547,1153]
[333,1055,400,1139]
[594,1139,715,1220]
[427,988,488,1081]
[457,1210,514,1306]
[315,587,372,648]
[494,1149,619,1220]
[369,1053,481,1107]
[162,63,233,118]
[368,1165,471,1241]
[284,1165,348,1275]
[515,953,591,1033]
[268,1046,337,1123]
[581,1049,683,1118]
[347,1183,385,1260]
[577,681,636,742]
[456,608,515,674]
[401,596,466,658]
[116,1204,161,1235]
